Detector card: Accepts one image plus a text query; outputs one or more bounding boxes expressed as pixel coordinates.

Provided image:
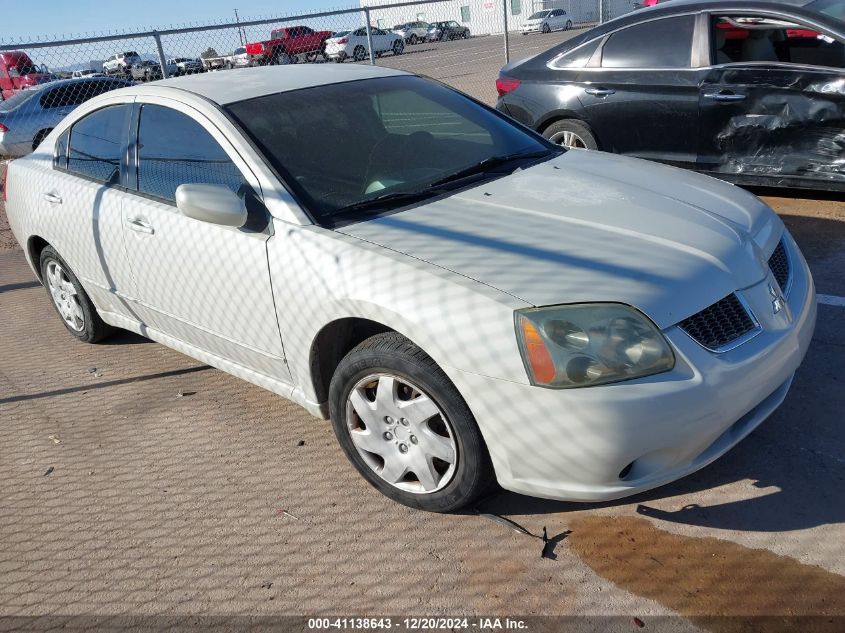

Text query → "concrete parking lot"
[1,108,844,628]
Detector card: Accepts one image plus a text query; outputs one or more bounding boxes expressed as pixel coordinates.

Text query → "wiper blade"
[426,149,555,189]
[333,189,439,216]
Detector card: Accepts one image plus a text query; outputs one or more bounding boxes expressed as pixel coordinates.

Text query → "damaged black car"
[496,0,845,191]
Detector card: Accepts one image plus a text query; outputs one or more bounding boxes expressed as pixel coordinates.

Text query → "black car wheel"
[393,39,405,55]
[542,23,551,34]
[566,20,573,30]
[409,34,419,45]
[543,119,598,150]
[353,45,367,62]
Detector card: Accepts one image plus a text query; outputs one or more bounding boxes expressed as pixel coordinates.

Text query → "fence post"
[599,0,604,24]
[153,31,170,78]
[364,8,376,65]
[502,0,510,64]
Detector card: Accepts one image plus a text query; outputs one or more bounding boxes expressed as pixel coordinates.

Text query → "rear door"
[577,14,703,167]
[698,12,845,187]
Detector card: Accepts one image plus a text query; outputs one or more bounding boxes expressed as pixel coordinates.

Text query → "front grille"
[768,239,790,292]
[679,293,757,351]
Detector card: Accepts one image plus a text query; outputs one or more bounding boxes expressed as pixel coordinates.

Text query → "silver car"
[393,21,431,44]
[0,77,131,157]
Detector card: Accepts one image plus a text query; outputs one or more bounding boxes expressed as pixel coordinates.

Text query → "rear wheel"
[329,333,493,512]
[353,45,367,62]
[409,34,419,45]
[542,23,551,34]
[271,49,295,65]
[565,20,573,30]
[542,119,598,150]
[393,39,405,55]
[40,246,114,343]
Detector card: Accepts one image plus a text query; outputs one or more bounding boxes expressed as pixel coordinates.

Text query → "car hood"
[336,151,782,329]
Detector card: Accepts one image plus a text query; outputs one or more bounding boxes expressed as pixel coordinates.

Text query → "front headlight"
[515,304,674,388]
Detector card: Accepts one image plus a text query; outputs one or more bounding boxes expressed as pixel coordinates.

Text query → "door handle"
[584,87,615,96]
[42,192,62,204]
[703,91,747,102]
[127,218,155,235]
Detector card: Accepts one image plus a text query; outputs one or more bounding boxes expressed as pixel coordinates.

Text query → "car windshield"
[529,11,551,19]
[226,75,555,225]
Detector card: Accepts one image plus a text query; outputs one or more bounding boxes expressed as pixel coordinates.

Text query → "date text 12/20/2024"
[308,618,528,630]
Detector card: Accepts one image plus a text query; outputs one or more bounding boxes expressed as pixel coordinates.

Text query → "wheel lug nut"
[383,431,393,441]
[410,435,418,445]
[385,416,394,424]
[398,443,408,454]
[400,418,409,426]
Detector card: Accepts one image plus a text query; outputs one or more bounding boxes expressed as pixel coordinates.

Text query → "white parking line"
[818,294,845,307]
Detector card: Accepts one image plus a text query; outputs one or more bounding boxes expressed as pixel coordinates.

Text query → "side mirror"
[175,184,247,228]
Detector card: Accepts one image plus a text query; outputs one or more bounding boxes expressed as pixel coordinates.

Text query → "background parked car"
[129,61,163,82]
[427,21,471,41]
[167,57,204,75]
[393,21,432,44]
[325,27,405,62]
[496,0,845,191]
[222,48,251,69]
[521,9,573,34]
[71,69,105,78]
[0,51,52,101]
[246,25,334,65]
[103,52,142,76]
[0,76,131,156]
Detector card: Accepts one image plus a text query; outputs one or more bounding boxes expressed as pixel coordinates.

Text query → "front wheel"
[565,20,573,30]
[542,23,551,34]
[409,34,419,45]
[40,246,114,343]
[329,333,493,512]
[542,119,598,150]
[393,39,405,55]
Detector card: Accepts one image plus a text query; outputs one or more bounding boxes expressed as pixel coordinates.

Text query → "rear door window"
[66,104,131,183]
[601,16,696,68]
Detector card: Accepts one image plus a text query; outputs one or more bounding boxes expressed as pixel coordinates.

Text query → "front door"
[120,99,289,380]
[577,14,702,167]
[698,13,845,187]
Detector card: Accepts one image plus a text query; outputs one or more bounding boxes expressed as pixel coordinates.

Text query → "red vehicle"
[245,25,334,65]
[0,51,52,101]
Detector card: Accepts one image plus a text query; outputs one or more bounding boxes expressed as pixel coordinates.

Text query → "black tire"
[393,39,405,55]
[462,30,469,39]
[39,246,114,344]
[409,34,418,45]
[542,119,599,150]
[566,20,573,30]
[32,128,52,151]
[353,45,367,62]
[542,23,551,34]
[329,332,494,513]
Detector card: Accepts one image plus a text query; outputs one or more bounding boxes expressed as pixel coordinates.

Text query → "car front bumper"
[444,233,817,502]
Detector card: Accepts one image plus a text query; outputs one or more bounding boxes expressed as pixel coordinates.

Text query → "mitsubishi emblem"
[769,283,785,315]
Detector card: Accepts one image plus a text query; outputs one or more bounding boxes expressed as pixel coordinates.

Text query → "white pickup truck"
[166,57,204,75]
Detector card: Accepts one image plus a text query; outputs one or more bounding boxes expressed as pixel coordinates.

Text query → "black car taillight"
[496,76,521,98]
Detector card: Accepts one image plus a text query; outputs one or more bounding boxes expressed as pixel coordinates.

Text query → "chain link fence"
[0,0,641,158]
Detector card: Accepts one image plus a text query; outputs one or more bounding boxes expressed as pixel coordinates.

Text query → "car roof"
[143,64,413,105]
[22,76,130,94]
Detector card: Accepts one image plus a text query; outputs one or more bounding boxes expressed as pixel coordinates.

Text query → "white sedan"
[324,27,405,62]
[521,9,573,34]
[3,65,816,512]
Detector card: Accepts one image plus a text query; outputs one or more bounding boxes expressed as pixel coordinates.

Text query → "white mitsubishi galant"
[4,65,816,512]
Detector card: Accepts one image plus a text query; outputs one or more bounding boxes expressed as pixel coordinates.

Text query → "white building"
[358,0,628,35]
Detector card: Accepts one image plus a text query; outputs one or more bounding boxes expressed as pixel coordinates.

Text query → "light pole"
[234,8,244,46]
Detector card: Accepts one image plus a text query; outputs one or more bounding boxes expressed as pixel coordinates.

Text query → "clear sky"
[3,1,355,41]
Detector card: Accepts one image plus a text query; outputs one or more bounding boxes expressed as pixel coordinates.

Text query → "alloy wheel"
[550,130,588,149]
[345,373,458,494]
[45,261,84,332]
